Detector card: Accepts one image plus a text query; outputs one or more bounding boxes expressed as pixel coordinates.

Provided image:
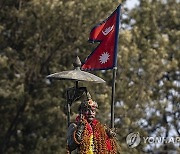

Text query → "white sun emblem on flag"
[99,52,110,64]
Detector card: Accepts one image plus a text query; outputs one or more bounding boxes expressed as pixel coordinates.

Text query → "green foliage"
[0,0,179,153]
[115,0,180,153]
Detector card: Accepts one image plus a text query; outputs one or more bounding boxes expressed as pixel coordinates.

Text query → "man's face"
[83,107,96,123]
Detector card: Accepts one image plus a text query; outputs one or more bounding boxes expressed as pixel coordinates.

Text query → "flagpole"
[111,67,117,128]
[110,4,121,129]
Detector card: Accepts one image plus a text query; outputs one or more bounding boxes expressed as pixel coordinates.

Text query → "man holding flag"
[67,92,119,153]
[67,4,121,153]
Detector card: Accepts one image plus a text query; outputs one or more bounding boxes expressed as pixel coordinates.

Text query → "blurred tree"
[0,0,119,153]
[0,0,179,153]
[115,0,180,153]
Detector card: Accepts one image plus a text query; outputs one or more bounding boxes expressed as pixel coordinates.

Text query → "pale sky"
[125,0,139,9]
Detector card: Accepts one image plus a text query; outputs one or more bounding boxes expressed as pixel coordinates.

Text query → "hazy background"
[0,0,179,153]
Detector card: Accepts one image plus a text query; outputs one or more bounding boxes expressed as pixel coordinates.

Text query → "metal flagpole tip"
[46,56,105,83]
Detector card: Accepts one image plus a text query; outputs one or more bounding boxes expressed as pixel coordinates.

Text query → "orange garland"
[67,118,119,154]
[73,130,82,145]
[79,119,117,154]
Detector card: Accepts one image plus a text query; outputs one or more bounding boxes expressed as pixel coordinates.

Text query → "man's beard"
[86,115,95,122]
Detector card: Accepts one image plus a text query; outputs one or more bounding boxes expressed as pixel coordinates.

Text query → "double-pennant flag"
[82,4,121,128]
[82,4,121,71]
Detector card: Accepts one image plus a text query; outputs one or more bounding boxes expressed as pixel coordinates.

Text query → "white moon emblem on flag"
[99,52,110,64]
[102,25,114,35]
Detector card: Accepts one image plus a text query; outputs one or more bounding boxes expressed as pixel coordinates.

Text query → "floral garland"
[67,117,119,154]
[79,119,117,154]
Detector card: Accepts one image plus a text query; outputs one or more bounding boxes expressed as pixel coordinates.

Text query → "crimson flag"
[82,5,121,71]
